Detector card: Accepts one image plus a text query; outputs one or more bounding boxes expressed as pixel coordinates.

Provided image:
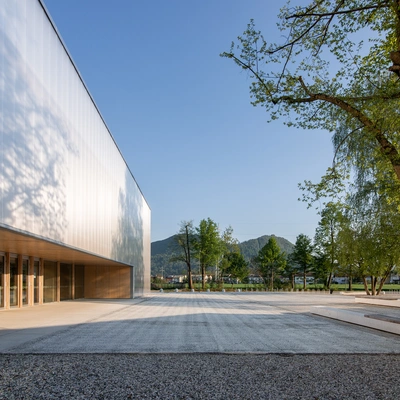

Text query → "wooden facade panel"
[84,266,97,298]
[84,265,131,299]
[119,267,131,298]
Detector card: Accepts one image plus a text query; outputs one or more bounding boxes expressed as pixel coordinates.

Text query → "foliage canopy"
[222,0,400,187]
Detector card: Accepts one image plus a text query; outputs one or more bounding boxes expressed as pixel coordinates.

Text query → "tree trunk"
[362,276,371,295]
[291,274,295,290]
[377,266,392,295]
[270,271,274,291]
[371,276,376,296]
[303,271,306,290]
[185,224,193,290]
[201,264,206,290]
[348,276,353,291]
[326,272,333,290]
[187,263,193,290]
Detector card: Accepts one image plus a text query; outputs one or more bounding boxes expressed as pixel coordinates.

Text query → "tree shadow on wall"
[0,26,77,242]
[111,170,145,294]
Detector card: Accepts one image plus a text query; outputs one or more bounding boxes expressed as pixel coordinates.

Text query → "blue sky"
[43,0,334,244]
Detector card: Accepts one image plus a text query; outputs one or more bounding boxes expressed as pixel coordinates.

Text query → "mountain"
[151,234,294,276]
[239,235,294,261]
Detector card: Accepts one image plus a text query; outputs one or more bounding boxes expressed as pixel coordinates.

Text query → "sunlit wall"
[0,0,150,294]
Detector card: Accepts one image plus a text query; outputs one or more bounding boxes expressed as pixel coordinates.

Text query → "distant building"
[165,275,187,283]
[331,277,349,284]
[0,0,151,310]
[247,275,264,284]
[192,275,213,283]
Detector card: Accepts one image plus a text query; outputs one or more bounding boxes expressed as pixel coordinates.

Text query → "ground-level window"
[44,261,57,303]
[22,258,28,306]
[10,256,18,306]
[75,265,84,299]
[60,263,72,301]
[34,260,40,304]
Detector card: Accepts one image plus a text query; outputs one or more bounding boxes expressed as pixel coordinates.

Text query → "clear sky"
[43,0,334,244]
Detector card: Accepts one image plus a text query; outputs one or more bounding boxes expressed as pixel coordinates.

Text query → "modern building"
[0,0,151,310]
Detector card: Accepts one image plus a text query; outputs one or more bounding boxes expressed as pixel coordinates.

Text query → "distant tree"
[282,258,298,290]
[219,226,241,284]
[334,200,400,296]
[170,221,195,290]
[335,221,361,291]
[313,203,345,289]
[224,252,249,284]
[357,210,400,295]
[311,251,330,287]
[255,237,286,290]
[193,218,221,289]
[290,234,313,289]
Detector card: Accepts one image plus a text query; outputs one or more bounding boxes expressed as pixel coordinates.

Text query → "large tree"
[334,194,400,295]
[193,218,222,289]
[255,237,287,290]
[222,1,400,187]
[170,221,196,290]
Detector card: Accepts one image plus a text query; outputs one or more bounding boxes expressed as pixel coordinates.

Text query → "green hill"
[151,234,294,276]
[239,235,294,261]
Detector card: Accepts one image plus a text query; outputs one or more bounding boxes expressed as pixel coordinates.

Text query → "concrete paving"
[1,292,399,354]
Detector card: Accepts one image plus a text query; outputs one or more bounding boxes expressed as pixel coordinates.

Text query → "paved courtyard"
[1,292,399,353]
[1,293,400,399]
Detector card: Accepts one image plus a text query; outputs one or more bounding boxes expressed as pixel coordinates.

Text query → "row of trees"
[170,213,399,295]
[310,200,400,296]
[171,219,248,290]
[255,209,400,296]
[253,234,312,292]
[170,219,325,292]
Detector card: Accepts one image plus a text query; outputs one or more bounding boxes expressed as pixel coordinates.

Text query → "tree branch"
[286,2,390,19]
[279,77,400,179]
[224,53,276,99]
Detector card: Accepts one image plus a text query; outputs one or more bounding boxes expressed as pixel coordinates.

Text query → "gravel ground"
[0,353,399,399]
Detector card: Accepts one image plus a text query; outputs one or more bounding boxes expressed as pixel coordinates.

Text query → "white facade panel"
[0,0,150,293]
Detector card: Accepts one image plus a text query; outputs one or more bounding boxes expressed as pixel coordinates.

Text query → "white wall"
[0,0,150,293]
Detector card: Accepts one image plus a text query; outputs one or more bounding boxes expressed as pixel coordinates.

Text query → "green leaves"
[222,0,400,185]
[193,218,221,269]
[255,237,287,289]
[224,252,249,282]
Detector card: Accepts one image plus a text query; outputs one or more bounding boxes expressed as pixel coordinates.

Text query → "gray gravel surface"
[1,353,399,399]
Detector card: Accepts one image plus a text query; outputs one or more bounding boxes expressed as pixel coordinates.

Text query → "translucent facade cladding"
[0,0,151,295]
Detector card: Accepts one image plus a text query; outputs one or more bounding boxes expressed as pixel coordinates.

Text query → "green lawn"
[152,282,400,292]
[329,283,400,292]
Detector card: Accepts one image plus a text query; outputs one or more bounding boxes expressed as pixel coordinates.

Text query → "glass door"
[22,259,28,305]
[60,263,72,300]
[10,257,18,306]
